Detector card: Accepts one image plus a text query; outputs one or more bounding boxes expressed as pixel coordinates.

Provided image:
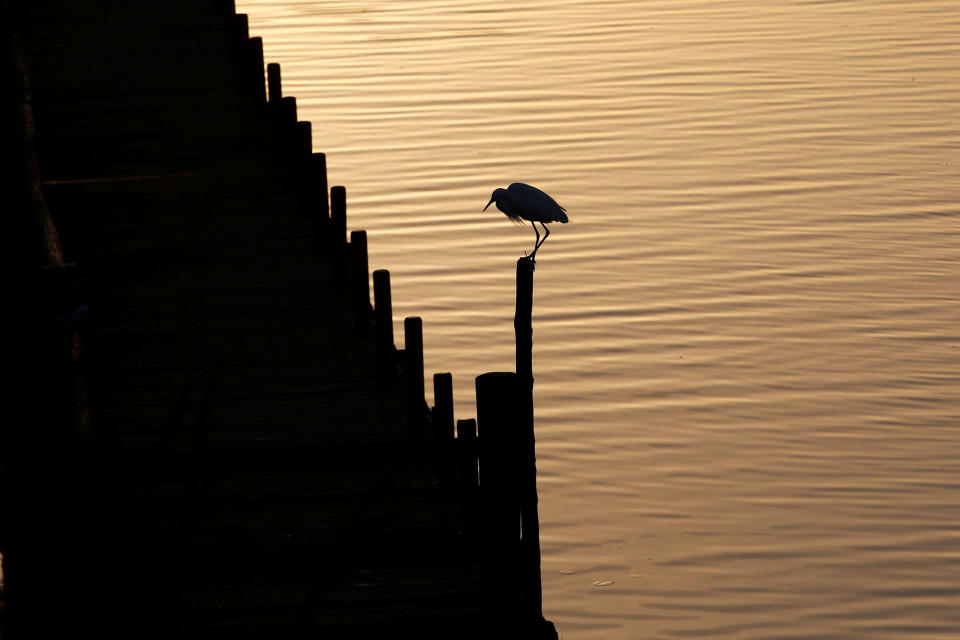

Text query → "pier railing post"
[246,36,266,108]
[267,62,282,105]
[373,269,395,377]
[267,62,284,133]
[350,230,371,333]
[295,121,312,162]
[293,121,313,218]
[456,417,479,530]
[278,96,297,160]
[227,13,248,62]
[433,372,454,440]
[279,96,297,128]
[330,186,347,280]
[404,317,425,430]
[228,16,265,110]
[476,372,522,627]
[310,152,329,243]
[295,121,312,159]
[433,372,455,487]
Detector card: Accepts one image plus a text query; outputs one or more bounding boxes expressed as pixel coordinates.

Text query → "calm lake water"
[239,1,960,637]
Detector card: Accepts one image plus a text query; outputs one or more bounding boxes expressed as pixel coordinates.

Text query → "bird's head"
[483,188,507,212]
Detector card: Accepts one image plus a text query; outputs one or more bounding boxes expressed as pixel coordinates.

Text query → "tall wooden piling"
[267,63,283,132]
[456,418,479,488]
[273,96,298,161]
[456,417,479,529]
[516,257,534,389]
[433,372,455,487]
[246,37,266,107]
[404,316,425,429]
[476,371,522,626]
[373,269,394,376]
[350,230,370,333]
[279,96,297,133]
[514,257,541,612]
[310,152,328,242]
[330,186,347,279]
[287,120,316,219]
[228,16,265,109]
[229,13,249,57]
[296,121,312,159]
[233,12,248,39]
[267,62,282,104]
[455,417,479,533]
[514,257,555,637]
[433,372,454,440]
[293,122,313,218]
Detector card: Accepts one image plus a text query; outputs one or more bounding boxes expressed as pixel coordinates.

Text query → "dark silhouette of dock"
[3,2,557,638]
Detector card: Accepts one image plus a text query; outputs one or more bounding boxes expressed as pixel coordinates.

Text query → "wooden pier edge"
[4,4,558,637]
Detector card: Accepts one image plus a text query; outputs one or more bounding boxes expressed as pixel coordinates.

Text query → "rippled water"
[239,1,960,636]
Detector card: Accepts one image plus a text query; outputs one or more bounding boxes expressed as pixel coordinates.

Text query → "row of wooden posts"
[229,11,556,636]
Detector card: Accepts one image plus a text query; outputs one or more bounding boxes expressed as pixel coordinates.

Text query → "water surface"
[240,2,960,637]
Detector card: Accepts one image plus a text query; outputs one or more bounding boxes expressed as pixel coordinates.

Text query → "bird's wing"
[507,183,567,221]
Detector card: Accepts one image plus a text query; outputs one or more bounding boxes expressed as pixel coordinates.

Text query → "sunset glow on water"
[240,2,960,636]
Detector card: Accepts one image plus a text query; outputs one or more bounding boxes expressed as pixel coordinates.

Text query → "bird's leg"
[531,221,540,258]
[531,222,550,257]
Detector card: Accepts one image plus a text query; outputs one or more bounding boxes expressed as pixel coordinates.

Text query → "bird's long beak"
[482,196,495,212]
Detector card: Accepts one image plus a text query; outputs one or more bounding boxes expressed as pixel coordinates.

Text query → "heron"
[483,182,568,259]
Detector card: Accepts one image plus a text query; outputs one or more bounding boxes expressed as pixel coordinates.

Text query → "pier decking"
[4,2,497,637]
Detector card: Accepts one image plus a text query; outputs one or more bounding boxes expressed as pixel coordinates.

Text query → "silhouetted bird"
[483,183,568,259]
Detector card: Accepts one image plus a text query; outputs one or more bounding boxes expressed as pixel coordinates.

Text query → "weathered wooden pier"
[3,1,556,638]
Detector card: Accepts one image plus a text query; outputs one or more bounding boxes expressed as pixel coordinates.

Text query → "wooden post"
[373,269,394,376]
[267,63,282,131]
[456,418,478,488]
[330,186,347,280]
[311,152,329,243]
[234,12,248,39]
[273,96,297,156]
[433,372,454,440]
[246,37,266,107]
[516,257,534,390]
[230,14,249,56]
[476,372,522,626]
[292,122,313,218]
[456,417,479,531]
[267,62,282,104]
[350,230,370,334]
[513,257,555,637]
[433,372,455,487]
[228,14,250,77]
[280,96,297,132]
[404,317,425,430]
[296,121,312,159]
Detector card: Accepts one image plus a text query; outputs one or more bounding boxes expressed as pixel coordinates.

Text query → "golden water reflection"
[240,1,960,636]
